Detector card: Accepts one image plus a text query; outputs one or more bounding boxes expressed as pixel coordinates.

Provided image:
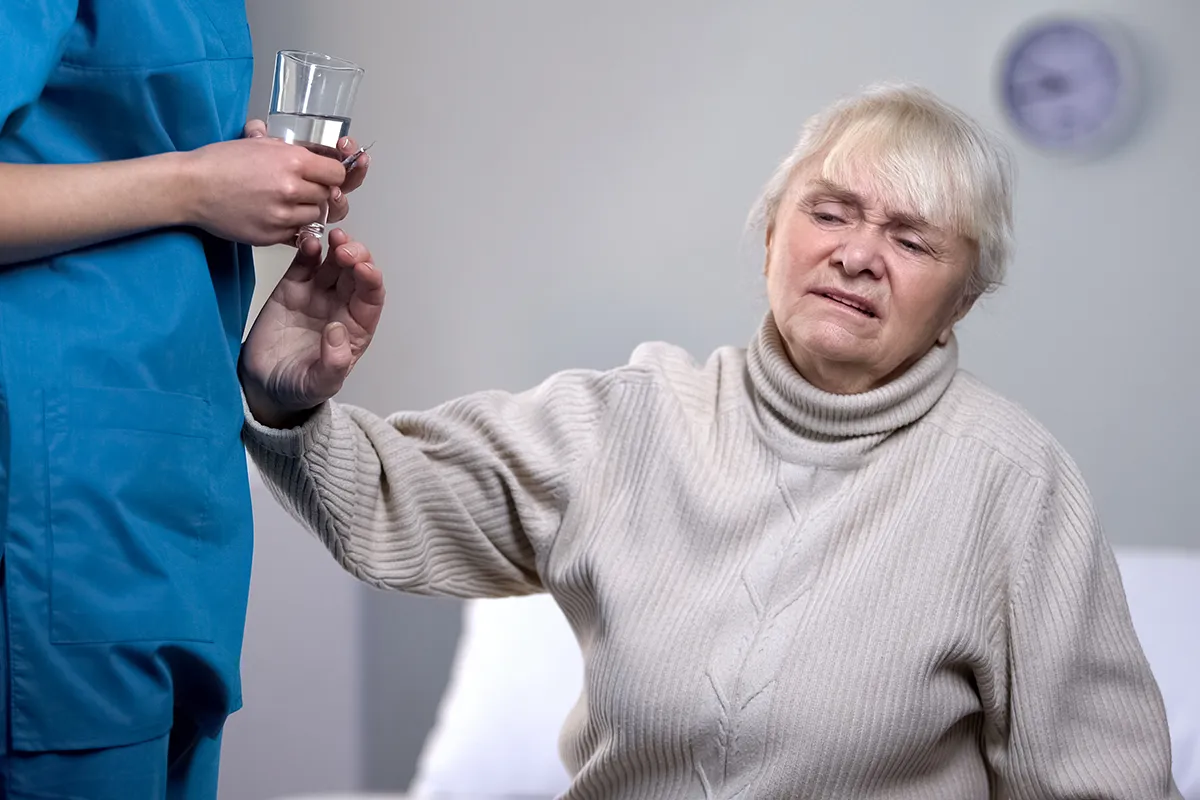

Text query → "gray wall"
[218,467,365,799]
[236,0,1199,794]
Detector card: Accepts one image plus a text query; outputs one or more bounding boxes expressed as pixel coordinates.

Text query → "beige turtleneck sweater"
[244,314,1180,799]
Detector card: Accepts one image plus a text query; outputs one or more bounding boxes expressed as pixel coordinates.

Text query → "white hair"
[747,82,1016,299]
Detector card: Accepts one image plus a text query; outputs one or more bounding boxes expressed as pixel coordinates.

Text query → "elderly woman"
[239,84,1180,798]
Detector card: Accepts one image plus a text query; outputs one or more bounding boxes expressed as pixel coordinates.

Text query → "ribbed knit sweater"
[244,314,1180,799]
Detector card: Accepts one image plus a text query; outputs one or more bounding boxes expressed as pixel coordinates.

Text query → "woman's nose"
[833,228,885,279]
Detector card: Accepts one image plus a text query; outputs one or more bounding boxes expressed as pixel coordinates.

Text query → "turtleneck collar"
[745,312,958,463]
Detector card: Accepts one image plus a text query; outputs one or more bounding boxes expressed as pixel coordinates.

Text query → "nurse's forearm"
[0,155,192,266]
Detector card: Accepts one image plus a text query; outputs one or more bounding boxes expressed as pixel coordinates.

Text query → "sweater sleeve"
[994,454,1181,799]
[242,368,621,598]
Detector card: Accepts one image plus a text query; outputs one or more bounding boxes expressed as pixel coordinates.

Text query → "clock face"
[1000,18,1135,153]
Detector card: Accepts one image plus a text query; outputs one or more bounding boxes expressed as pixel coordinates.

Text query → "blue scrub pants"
[0,558,223,799]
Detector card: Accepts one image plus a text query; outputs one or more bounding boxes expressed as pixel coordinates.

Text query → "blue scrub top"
[0,0,256,751]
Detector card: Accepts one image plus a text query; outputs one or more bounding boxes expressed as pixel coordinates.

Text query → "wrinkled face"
[765,167,976,394]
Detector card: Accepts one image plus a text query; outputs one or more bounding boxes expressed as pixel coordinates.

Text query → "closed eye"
[898,238,928,254]
[812,212,844,224]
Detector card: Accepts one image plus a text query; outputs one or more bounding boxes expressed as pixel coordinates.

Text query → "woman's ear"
[937,293,979,345]
[763,223,774,276]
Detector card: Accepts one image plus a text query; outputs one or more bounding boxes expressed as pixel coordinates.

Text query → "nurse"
[0,2,369,797]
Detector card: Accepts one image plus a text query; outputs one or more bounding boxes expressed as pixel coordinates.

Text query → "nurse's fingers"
[327,187,349,224]
[336,137,371,195]
[243,119,268,139]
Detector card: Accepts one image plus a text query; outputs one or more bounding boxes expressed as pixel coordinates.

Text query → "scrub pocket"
[47,387,217,644]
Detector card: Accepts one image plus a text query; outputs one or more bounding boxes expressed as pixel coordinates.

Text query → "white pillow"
[408,594,582,799]
[1114,547,1200,799]
[270,795,409,800]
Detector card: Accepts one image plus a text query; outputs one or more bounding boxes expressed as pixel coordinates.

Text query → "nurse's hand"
[239,229,385,428]
[181,134,346,246]
[242,119,370,227]
[327,134,371,224]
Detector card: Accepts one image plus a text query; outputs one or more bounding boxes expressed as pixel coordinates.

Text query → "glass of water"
[268,49,365,238]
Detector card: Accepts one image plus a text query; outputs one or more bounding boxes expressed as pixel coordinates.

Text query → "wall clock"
[998,15,1142,157]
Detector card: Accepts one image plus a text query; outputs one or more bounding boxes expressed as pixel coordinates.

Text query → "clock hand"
[1038,73,1072,95]
[1013,72,1074,105]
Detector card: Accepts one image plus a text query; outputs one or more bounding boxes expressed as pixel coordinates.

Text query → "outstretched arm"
[239,234,618,595]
